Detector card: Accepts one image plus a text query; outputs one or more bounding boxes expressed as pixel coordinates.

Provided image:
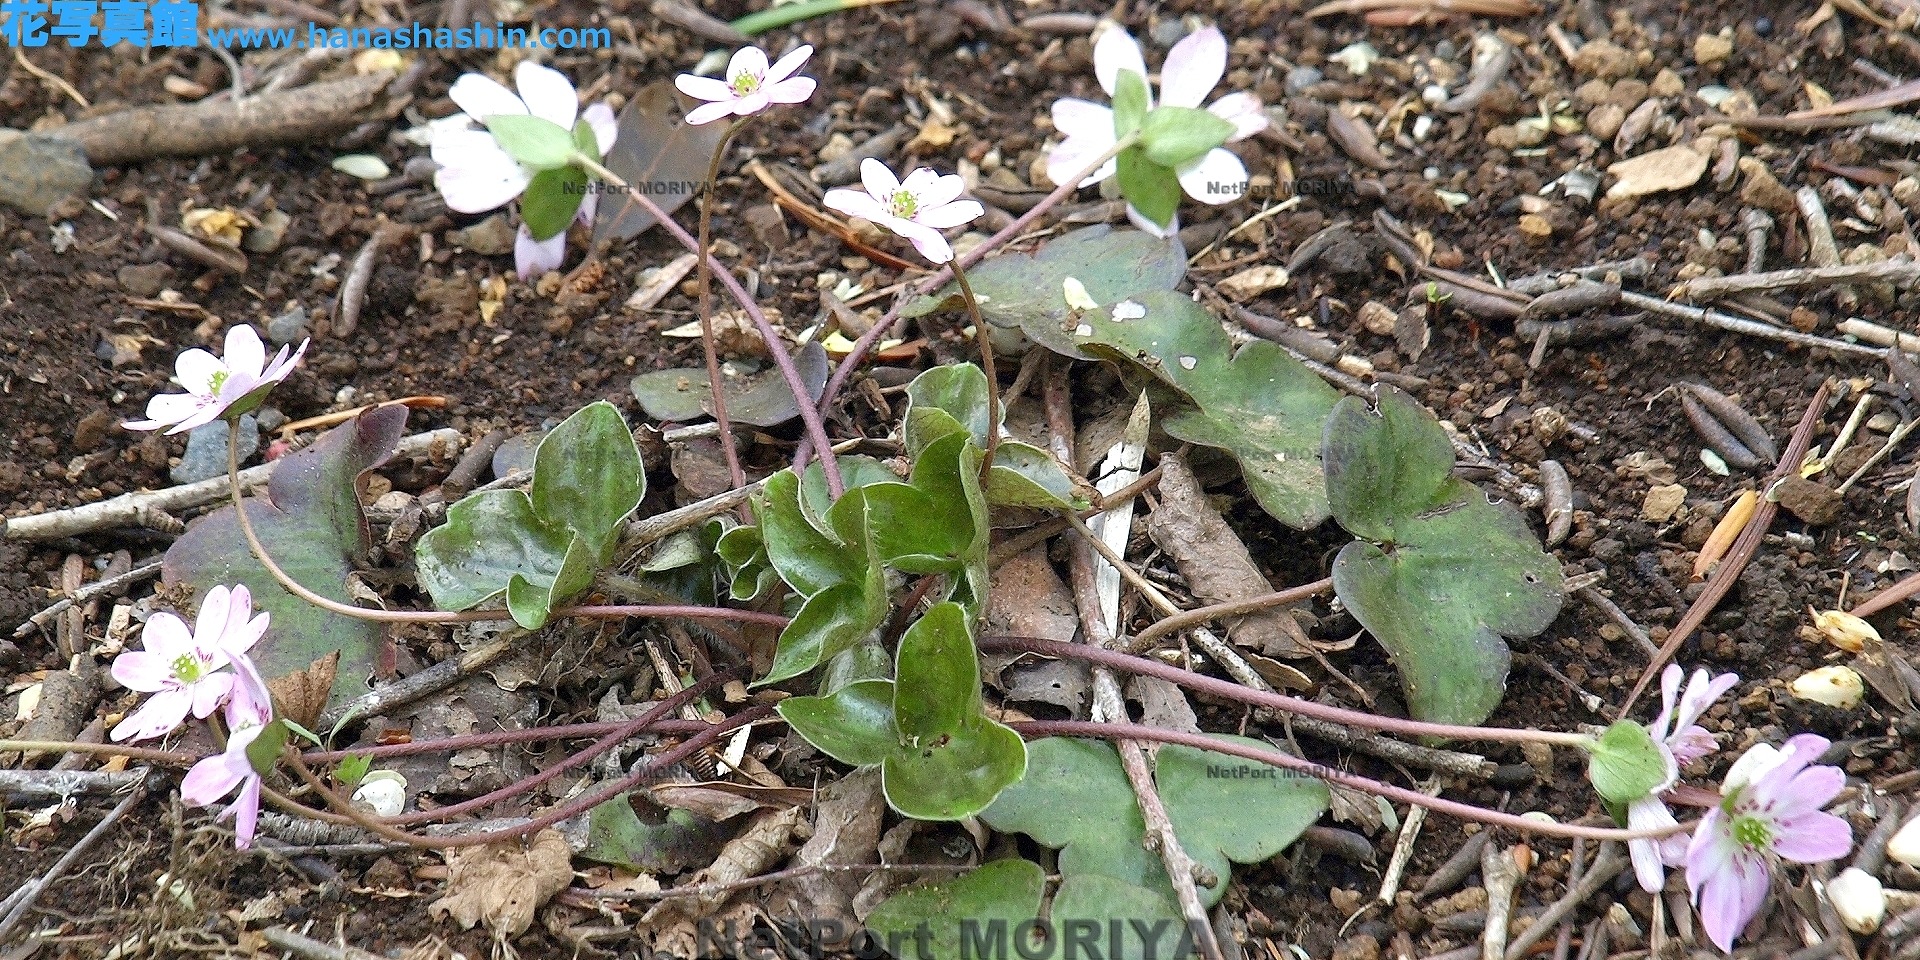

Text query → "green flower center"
[1731,814,1772,849]
[172,652,204,684]
[207,370,229,394]
[888,189,918,220]
[730,72,761,97]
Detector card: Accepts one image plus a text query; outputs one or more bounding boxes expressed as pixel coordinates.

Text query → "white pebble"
[1888,814,1920,867]
[1789,665,1865,709]
[352,771,408,818]
[1826,867,1885,934]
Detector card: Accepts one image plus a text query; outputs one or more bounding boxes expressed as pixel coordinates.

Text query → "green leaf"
[528,400,644,557]
[978,738,1161,893]
[903,364,1087,510]
[163,406,408,707]
[755,470,867,597]
[415,401,645,630]
[1112,70,1150,137]
[580,793,730,872]
[1156,735,1331,905]
[761,577,887,686]
[866,859,1048,960]
[903,224,1186,361]
[820,641,893,694]
[572,117,600,157]
[521,166,588,241]
[778,679,898,767]
[1139,106,1237,169]
[894,603,980,741]
[482,114,576,170]
[882,717,1028,821]
[1325,386,1565,727]
[1116,147,1180,230]
[981,737,1328,908]
[630,342,830,428]
[335,754,373,787]
[1074,290,1341,528]
[1050,875,1191,960]
[244,719,290,777]
[1587,721,1669,804]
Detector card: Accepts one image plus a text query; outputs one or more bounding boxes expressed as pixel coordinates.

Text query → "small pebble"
[1286,66,1324,93]
[448,213,516,256]
[266,305,309,345]
[117,262,175,297]
[244,209,291,253]
[1754,16,1773,36]
[1148,18,1187,48]
[255,407,288,433]
[172,416,259,485]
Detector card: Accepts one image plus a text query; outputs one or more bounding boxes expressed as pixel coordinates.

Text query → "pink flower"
[124,325,307,435]
[1046,25,1267,236]
[109,584,269,742]
[1686,734,1853,951]
[822,159,984,264]
[1629,665,1740,892]
[432,63,618,214]
[181,652,275,849]
[675,45,816,126]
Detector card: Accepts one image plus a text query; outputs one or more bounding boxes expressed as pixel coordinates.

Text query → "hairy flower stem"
[221,424,790,629]
[795,130,1143,476]
[1016,720,1690,843]
[574,151,843,497]
[947,259,1001,474]
[695,120,751,506]
[979,635,1592,748]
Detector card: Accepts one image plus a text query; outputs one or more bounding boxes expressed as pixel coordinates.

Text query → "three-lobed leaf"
[903,364,1089,510]
[1074,290,1341,528]
[163,406,408,707]
[1324,386,1564,727]
[414,401,643,629]
[1587,720,1671,804]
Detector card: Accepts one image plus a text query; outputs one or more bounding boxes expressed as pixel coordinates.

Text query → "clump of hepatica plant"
[1580,664,1854,951]
[430,61,619,279]
[1046,22,1267,237]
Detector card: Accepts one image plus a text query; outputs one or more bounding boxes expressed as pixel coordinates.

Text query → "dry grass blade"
[1304,0,1537,18]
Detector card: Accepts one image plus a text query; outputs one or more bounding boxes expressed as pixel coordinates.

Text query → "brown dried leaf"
[645,807,804,923]
[985,546,1079,644]
[1146,453,1307,657]
[651,785,770,822]
[769,768,884,929]
[429,829,573,941]
[266,650,339,732]
[592,81,728,245]
[1125,676,1199,734]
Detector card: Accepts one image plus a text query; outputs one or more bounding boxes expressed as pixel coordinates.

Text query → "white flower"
[432,62,618,214]
[124,325,306,435]
[514,191,598,280]
[109,584,268,742]
[1046,25,1267,235]
[822,159,984,264]
[1626,664,1740,892]
[675,45,816,127]
[180,651,275,849]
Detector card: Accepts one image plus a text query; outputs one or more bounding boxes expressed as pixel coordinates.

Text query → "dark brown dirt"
[5,0,1920,957]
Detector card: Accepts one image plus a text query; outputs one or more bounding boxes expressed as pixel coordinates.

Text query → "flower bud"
[1789,665,1865,709]
[1808,608,1879,653]
[1826,867,1885,934]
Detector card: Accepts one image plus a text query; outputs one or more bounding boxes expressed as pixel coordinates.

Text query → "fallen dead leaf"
[1147,453,1308,657]
[429,829,573,942]
[1215,265,1291,300]
[1605,145,1708,200]
[266,650,339,732]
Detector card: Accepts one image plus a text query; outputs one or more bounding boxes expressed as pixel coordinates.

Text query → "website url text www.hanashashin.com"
[1,2,607,49]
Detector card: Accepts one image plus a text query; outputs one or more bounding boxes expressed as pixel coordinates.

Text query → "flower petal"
[915,199,983,230]
[227,652,275,729]
[174,348,224,395]
[1052,98,1114,140]
[112,690,192,743]
[764,76,816,105]
[433,132,533,213]
[889,218,953,263]
[1177,147,1248,204]
[448,72,528,122]
[1093,26,1149,104]
[1723,741,1783,793]
[860,158,901,204]
[181,750,245,805]
[733,90,772,117]
[898,167,943,200]
[222,326,267,380]
[194,584,233,648]
[916,172,969,210]
[1046,133,1118,190]
[1770,809,1853,863]
[514,61,577,130]
[1126,204,1178,237]
[675,74,736,103]
[1159,26,1226,109]
[1698,849,1770,952]
[765,43,813,84]
[683,100,738,126]
[191,671,236,719]
[1207,92,1268,141]
[583,103,618,155]
[111,651,174,692]
[515,224,569,280]
[1626,795,1678,892]
[164,404,228,436]
[229,775,262,849]
[822,188,889,223]
[728,46,770,84]
[139,612,193,660]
